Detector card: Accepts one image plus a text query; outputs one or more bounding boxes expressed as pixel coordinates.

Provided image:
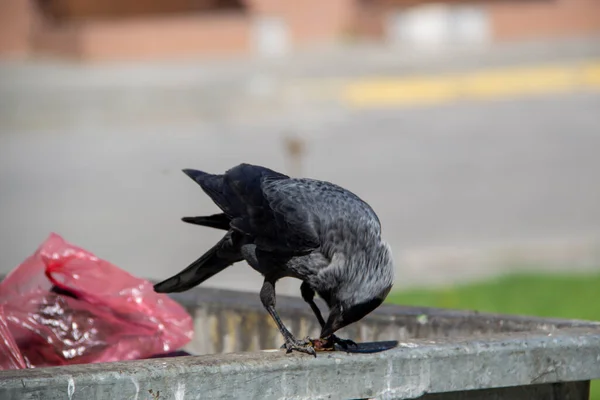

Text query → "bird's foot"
[306,335,357,351]
[280,337,317,357]
[331,335,357,350]
[279,335,356,353]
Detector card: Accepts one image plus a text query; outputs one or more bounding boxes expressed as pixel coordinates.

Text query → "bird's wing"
[181,213,231,230]
[154,230,243,293]
[257,179,321,252]
[223,164,321,254]
[182,168,242,218]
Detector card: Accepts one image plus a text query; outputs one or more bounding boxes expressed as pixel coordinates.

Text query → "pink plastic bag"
[0,233,194,369]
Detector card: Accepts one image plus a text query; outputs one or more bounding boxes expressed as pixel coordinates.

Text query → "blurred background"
[1,1,599,304]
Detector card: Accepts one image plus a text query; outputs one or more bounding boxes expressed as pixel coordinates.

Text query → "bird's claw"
[279,335,356,354]
[280,337,317,357]
[331,335,357,349]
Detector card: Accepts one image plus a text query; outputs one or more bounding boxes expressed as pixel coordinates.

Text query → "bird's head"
[318,240,394,338]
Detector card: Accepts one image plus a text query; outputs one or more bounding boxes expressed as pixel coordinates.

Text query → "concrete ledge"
[1,281,599,399]
[167,285,600,355]
[0,328,598,400]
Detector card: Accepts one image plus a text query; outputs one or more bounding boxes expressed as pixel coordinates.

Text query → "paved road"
[1,90,599,296]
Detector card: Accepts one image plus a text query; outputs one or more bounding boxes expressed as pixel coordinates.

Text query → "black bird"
[154,163,394,356]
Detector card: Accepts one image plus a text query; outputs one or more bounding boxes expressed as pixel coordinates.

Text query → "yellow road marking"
[340,60,600,108]
[582,63,600,87]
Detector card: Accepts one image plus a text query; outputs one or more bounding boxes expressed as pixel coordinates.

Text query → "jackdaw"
[154,163,394,356]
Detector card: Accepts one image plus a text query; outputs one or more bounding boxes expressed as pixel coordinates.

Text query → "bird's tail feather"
[182,169,235,215]
[153,233,241,293]
[181,213,230,231]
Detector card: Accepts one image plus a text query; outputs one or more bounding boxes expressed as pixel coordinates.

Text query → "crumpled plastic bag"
[0,233,194,369]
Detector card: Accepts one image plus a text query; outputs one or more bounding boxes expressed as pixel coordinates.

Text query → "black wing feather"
[181,213,231,230]
[184,164,319,254]
[153,231,243,293]
[226,164,319,253]
[182,169,242,217]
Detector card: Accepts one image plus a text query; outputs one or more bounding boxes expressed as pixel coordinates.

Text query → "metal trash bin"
[1,286,599,399]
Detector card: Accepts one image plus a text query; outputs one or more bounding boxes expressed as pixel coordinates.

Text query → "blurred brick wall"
[37,0,245,20]
[490,0,600,41]
[34,13,251,61]
[248,0,357,44]
[357,0,600,43]
[0,0,37,58]
[1,0,599,61]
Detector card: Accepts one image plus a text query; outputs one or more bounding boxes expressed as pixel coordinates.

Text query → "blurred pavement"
[1,36,600,296]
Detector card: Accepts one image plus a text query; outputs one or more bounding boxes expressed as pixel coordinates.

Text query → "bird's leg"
[300,282,357,349]
[300,282,326,327]
[260,279,316,357]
